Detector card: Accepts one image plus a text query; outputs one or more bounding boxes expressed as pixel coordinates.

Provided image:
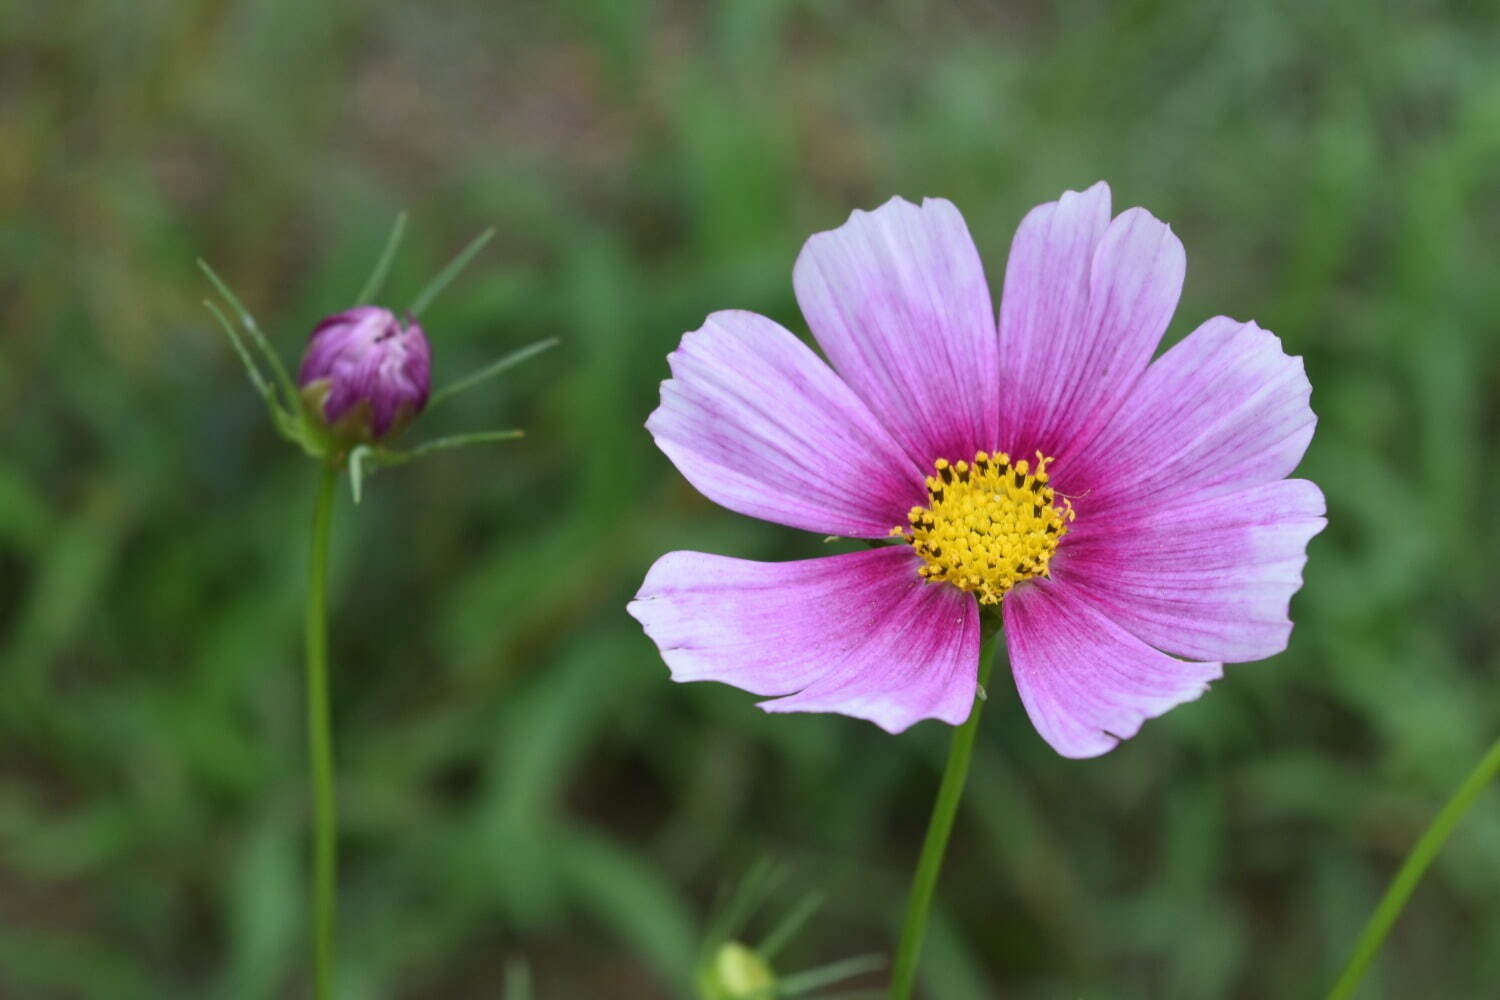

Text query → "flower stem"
[1327,733,1500,1000]
[305,465,339,999]
[889,633,999,1000]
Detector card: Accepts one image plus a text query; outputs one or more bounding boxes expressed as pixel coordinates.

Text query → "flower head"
[298,306,431,444]
[628,184,1325,756]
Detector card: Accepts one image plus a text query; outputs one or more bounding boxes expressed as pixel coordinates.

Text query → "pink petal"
[648,310,926,538]
[998,183,1186,461]
[628,547,981,733]
[1003,579,1222,758]
[1061,316,1315,507]
[1055,479,1325,662]
[792,197,1000,467]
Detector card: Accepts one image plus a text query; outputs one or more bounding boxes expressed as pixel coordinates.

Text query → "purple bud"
[298,307,431,443]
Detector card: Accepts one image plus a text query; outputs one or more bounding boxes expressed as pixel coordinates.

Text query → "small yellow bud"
[697,941,776,1000]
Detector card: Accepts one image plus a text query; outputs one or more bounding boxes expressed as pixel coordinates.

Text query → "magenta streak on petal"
[628,546,981,733]
[996,183,1112,454]
[1055,478,1326,662]
[300,308,376,381]
[793,197,1000,467]
[997,185,1186,464]
[1003,578,1222,758]
[1058,316,1316,509]
[647,310,927,539]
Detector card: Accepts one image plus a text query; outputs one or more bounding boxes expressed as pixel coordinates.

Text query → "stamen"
[892,450,1074,604]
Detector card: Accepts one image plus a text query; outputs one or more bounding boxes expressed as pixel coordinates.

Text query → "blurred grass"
[3,0,1500,996]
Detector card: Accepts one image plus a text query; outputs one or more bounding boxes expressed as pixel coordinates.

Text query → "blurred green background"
[5,1,1500,997]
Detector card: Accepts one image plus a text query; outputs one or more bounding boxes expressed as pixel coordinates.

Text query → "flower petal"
[1061,317,1315,507]
[998,184,1186,460]
[792,197,1000,466]
[1055,479,1325,663]
[628,546,981,733]
[1003,579,1222,758]
[648,310,925,538]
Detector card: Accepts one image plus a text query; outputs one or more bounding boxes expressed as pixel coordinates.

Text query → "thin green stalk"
[305,465,339,1000]
[888,634,999,1000]
[1327,734,1500,999]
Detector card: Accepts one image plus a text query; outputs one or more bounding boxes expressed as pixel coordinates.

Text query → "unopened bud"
[298,306,430,446]
[697,941,776,1000]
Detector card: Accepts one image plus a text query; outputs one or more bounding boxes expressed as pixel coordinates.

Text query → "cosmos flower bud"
[297,306,431,446]
[696,941,776,1000]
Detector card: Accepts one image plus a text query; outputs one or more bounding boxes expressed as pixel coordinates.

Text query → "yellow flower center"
[892,450,1074,604]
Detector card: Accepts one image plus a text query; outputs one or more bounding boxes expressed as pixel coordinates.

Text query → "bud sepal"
[694,862,886,999]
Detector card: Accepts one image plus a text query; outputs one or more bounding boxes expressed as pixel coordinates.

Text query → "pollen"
[891,450,1074,605]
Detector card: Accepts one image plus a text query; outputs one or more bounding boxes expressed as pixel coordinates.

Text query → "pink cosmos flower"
[627,183,1325,757]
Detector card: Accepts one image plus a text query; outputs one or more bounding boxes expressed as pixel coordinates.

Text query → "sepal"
[348,429,524,503]
[694,862,885,999]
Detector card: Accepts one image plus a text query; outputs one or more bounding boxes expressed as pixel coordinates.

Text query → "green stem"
[305,465,339,999]
[888,633,999,1000]
[1327,734,1500,999]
